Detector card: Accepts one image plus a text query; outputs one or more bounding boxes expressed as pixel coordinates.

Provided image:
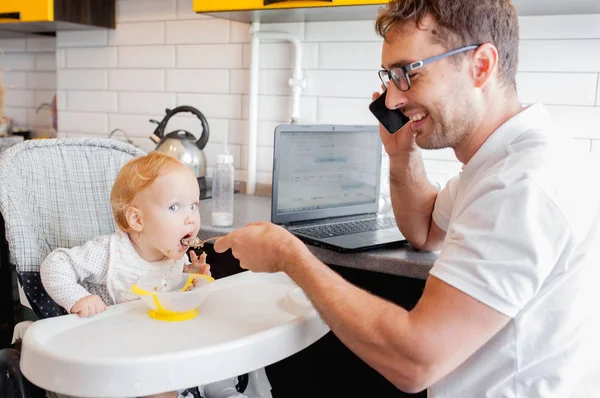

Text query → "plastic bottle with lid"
[211,143,234,227]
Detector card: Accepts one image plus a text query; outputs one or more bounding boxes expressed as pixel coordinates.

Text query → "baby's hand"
[71,295,107,317]
[184,250,211,276]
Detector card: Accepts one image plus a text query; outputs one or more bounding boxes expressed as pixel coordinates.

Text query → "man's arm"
[388,151,445,251]
[289,253,509,393]
[215,223,509,392]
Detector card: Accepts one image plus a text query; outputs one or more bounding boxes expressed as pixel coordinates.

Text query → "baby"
[40,151,259,398]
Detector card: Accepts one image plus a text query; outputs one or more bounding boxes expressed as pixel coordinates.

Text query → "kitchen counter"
[199,194,439,280]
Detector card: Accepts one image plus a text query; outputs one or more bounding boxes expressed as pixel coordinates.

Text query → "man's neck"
[454,96,523,164]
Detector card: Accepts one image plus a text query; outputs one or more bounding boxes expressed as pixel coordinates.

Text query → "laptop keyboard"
[289,217,397,239]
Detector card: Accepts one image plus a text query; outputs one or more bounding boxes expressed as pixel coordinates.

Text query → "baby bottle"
[211,142,234,227]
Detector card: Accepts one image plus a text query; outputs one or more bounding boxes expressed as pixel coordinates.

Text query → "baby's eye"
[169,204,180,211]
[191,203,198,210]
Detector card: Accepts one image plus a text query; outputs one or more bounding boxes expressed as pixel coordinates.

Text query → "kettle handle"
[149,105,210,149]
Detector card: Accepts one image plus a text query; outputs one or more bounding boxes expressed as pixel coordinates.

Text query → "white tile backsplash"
[176,93,242,119]
[0,53,35,71]
[27,72,57,90]
[306,20,380,42]
[519,14,600,39]
[35,53,56,71]
[165,20,230,44]
[67,91,118,112]
[57,30,108,48]
[0,38,26,52]
[109,69,165,91]
[4,90,34,108]
[59,69,107,90]
[177,0,209,20]
[118,92,175,114]
[1,37,55,132]
[3,72,27,89]
[304,70,380,98]
[319,42,382,70]
[242,42,319,69]
[519,40,600,72]
[118,46,176,68]
[177,44,243,68]
[117,0,176,22]
[0,1,590,187]
[241,95,317,122]
[316,97,377,125]
[26,36,56,52]
[108,22,166,46]
[3,108,28,127]
[166,69,229,93]
[545,105,600,139]
[60,111,108,134]
[66,47,117,69]
[35,90,56,106]
[516,73,598,106]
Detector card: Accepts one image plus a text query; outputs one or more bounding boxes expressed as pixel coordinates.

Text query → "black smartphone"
[369,90,410,134]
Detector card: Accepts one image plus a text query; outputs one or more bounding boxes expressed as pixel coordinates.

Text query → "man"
[215,0,600,396]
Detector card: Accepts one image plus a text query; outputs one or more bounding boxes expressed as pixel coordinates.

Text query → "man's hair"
[110,151,189,232]
[375,0,519,89]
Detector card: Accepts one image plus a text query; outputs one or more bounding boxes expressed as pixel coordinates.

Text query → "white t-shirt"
[429,103,600,397]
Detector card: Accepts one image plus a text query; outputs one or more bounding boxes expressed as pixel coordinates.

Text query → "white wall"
[0,35,56,137]
[3,0,600,188]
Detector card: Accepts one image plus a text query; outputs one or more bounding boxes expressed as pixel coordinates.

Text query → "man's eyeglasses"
[378,45,480,92]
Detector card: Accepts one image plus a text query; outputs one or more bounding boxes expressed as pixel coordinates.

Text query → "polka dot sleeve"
[40,234,112,313]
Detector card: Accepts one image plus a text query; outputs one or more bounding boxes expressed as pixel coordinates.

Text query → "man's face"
[381,17,476,150]
[134,167,201,261]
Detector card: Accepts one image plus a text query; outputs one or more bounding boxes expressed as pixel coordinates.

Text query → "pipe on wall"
[246,23,306,195]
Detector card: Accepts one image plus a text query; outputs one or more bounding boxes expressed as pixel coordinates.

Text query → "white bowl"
[131,272,214,321]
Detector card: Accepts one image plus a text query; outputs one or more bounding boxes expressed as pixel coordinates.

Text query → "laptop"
[271,124,406,252]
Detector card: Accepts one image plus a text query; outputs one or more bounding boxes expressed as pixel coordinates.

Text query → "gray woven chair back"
[0,138,145,318]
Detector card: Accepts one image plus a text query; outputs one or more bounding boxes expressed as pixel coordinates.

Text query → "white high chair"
[0,138,329,398]
[0,138,145,397]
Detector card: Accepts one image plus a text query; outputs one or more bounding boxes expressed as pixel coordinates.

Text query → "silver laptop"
[271,124,406,252]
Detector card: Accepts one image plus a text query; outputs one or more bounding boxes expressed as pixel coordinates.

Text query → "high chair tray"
[20,271,329,397]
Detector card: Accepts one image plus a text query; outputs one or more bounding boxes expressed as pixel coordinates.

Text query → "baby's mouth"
[181,232,197,248]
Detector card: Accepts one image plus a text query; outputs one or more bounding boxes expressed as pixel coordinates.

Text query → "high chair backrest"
[0,138,145,319]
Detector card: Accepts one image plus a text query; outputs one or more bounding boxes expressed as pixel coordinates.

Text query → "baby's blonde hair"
[111,151,191,232]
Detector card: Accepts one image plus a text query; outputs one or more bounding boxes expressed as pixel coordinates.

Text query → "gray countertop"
[199,194,439,280]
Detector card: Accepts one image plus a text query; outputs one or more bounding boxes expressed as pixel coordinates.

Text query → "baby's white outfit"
[40,230,271,398]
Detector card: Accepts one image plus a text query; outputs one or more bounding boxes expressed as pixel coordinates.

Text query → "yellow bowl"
[131,273,214,322]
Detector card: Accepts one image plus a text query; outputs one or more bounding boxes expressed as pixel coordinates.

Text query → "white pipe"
[246,26,306,195]
[247,22,260,195]
[254,31,305,123]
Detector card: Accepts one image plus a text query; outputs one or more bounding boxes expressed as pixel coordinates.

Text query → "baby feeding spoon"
[181,236,220,248]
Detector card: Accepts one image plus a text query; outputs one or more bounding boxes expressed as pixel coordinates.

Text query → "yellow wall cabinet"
[193,0,389,23]
[0,0,115,35]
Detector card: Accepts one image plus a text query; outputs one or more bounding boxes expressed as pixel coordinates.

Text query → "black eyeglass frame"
[378,44,480,92]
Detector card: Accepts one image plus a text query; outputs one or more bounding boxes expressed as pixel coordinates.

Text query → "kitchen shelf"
[0,0,115,35]
[193,0,388,23]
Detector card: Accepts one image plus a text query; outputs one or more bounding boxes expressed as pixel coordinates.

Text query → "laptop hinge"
[287,213,375,227]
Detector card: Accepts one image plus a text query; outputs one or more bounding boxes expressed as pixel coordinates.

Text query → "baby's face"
[134,167,201,260]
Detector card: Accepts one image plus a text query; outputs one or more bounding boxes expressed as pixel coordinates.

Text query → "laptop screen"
[272,124,382,225]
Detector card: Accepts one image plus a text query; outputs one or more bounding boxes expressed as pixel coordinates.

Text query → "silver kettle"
[150,106,210,193]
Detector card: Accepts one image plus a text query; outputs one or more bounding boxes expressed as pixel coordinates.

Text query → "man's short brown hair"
[375,0,519,89]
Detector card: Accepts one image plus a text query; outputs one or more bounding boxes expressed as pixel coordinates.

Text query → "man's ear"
[471,43,498,89]
[126,206,144,232]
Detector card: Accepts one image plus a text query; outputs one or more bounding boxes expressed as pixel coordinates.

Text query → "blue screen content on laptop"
[276,129,380,215]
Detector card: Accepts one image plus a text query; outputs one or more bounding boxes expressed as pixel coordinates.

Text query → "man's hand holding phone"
[370,90,419,156]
